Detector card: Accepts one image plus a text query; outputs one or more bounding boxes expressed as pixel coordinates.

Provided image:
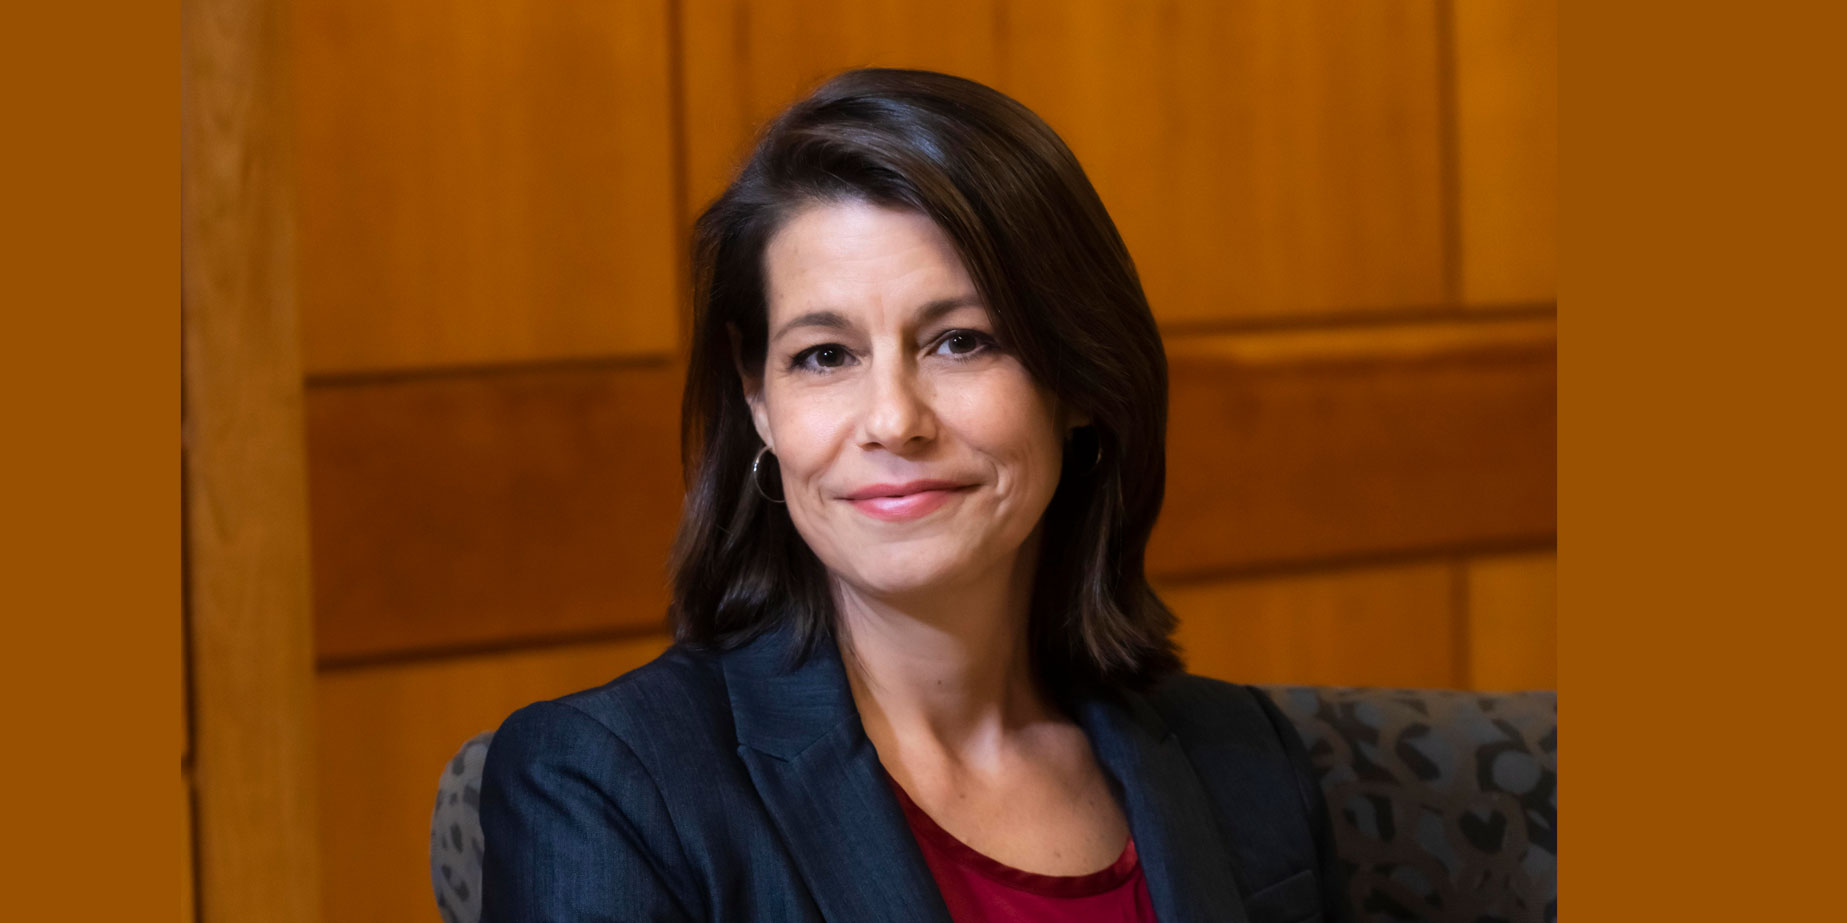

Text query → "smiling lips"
[843,479,972,522]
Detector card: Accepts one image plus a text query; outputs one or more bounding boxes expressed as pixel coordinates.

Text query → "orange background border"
[1565,2,1845,918]
[3,2,173,919]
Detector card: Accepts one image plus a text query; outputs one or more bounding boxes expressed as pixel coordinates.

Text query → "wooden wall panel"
[1001,0,1447,323]
[1161,561,1458,688]
[318,635,672,923]
[294,0,679,374]
[305,363,685,662]
[1465,550,1557,690]
[679,0,1005,215]
[1453,0,1557,305]
[183,0,322,916]
[1152,316,1556,576]
[680,0,1446,324]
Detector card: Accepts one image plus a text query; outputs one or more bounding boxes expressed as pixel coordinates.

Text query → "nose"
[858,353,936,454]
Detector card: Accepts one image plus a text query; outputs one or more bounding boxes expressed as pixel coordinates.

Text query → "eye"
[790,343,856,372]
[934,329,997,360]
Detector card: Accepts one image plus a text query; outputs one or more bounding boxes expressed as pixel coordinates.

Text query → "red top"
[884,772,1159,923]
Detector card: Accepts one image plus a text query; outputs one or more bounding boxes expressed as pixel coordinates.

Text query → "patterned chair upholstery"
[1258,687,1557,923]
[432,687,1556,923]
[432,731,493,923]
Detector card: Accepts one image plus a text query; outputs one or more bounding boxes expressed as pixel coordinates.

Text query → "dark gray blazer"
[480,626,1347,923]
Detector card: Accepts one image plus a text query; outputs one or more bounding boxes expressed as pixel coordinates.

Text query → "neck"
[834,533,1054,769]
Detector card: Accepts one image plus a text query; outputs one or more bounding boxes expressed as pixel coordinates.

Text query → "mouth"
[842,480,973,522]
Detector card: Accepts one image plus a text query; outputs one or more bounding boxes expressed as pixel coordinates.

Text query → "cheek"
[951,379,1066,495]
[764,392,849,488]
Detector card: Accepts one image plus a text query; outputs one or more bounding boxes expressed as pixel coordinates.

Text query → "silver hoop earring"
[751,446,785,504]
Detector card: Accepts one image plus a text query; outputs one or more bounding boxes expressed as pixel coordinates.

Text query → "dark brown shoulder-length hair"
[669,67,1179,695]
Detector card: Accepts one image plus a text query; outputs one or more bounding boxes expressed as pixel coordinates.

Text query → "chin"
[829,543,982,601]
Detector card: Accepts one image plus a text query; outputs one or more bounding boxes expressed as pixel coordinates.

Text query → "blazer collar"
[724,627,953,923]
[1073,689,1253,923]
[723,627,1250,923]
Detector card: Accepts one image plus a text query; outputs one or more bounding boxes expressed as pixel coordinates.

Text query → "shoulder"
[1139,672,1320,838]
[479,647,730,921]
[487,643,737,776]
[1143,672,1295,752]
[551,644,729,735]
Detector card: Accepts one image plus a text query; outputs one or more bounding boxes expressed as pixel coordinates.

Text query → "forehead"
[762,200,977,324]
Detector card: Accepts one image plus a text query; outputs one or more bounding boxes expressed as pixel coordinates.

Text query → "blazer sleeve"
[480,700,699,923]
[1249,687,1353,923]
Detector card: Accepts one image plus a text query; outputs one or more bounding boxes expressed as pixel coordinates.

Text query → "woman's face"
[743,200,1079,602]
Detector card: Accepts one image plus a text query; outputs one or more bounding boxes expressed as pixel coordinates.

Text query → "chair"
[431,731,494,923]
[1262,686,1557,922]
[431,686,1555,923]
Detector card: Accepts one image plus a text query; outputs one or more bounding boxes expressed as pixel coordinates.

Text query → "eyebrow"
[770,295,985,346]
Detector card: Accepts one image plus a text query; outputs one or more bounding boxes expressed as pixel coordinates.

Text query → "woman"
[481,68,1346,923]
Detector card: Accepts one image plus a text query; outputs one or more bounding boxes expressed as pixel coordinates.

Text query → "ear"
[1061,403,1093,436]
[728,322,775,451]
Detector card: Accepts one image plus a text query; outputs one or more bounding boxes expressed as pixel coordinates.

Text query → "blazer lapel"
[723,630,953,923]
[1076,689,1253,923]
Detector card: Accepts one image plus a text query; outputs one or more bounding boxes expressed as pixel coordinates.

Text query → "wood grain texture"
[293,0,679,373]
[305,363,685,662]
[999,0,1447,323]
[317,636,672,923]
[182,0,322,916]
[679,0,1006,215]
[1465,550,1557,690]
[1152,315,1557,576]
[1453,0,1557,305]
[680,0,1446,324]
[1161,561,1458,688]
